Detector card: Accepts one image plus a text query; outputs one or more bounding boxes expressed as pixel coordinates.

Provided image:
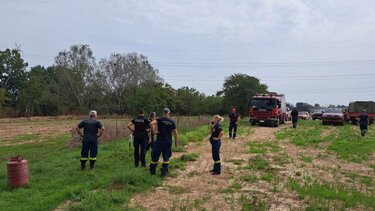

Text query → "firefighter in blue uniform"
[146,112,157,152]
[149,108,179,177]
[210,115,224,175]
[127,110,151,167]
[76,110,105,170]
[228,108,240,139]
[359,109,369,137]
[291,108,299,128]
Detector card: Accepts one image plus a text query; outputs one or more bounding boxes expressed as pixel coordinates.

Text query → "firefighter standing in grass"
[228,108,240,139]
[359,109,369,137]
[76,110,105,170]
[149,108,179,177]
[210,115,224,175]
[127,110,151,167]
[291,108,299,128]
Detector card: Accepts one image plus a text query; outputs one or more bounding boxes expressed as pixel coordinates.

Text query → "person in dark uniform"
[76,110,105,170]
[146,112,156,152]
[228,108,240,139]
[210,115,224,175]
[359,109,369,137]
[291,108,299,128]
[149,108,179,177]
[127,110,151,167]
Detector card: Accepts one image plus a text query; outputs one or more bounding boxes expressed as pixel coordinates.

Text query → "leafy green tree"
[18,66,48,115]
[100,52,162,114]
[0,48,28,108]
[126,82,176,115]
[175,87,202,115]
[217,73,268,115]
[54,44,96,113]
[202,95,224,114]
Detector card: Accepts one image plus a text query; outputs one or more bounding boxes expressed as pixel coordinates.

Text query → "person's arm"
[97,127,105,137]
[76,121,84,137]
[213,131,224,140]
[76,126,83,137]
[237,115,241,123]
[173,129,179,146]
[127,122,135,133]
[147,129,152,144]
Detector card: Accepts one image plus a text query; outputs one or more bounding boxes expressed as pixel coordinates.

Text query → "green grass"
[299,154,313,163]
[0,124,205,211]
[240,194,268,211]
[247,141,281,155]
[276,120,375,163]
[275,120,330,147]
[246,156,269,171]
[9,134,40,143]
[287,179,375,209]
[221,181,242,194]
[240,174,258,183]
[260,173,273,182]
[173,125,209,152]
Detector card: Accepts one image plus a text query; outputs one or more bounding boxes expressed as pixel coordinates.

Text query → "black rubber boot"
[161,169,168,177]
[81,160,87,170]
[89,160,96,170]
[150,164,157,175]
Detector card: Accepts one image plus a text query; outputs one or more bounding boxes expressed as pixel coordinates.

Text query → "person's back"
[79,118,103,140]
[132,116,150,138]
[156,116,176,142]
[291,110,298,118]
[359,113,368,126]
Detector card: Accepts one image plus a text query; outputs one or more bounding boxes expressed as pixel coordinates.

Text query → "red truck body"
[347,101,375,125]
[249,92,287,127]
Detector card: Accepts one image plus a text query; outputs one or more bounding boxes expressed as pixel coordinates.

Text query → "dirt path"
[129,125,305,210]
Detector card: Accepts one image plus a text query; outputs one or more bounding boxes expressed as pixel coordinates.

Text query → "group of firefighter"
[75,107,369,176]
[75,108,240,177]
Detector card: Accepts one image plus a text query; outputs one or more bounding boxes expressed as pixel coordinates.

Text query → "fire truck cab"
[249,92,287,127]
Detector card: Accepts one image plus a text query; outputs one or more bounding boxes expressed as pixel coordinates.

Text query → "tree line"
[0,44,268,117]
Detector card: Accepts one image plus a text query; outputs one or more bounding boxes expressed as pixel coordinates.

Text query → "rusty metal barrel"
[7,156,29,188]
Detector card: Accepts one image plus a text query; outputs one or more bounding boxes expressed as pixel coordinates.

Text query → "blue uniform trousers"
[210,139,221,173]
[360,124,368,136]
[133,135,147,167]
[229,122,237,138]
[81,138,98,167]
[150,140,172,175]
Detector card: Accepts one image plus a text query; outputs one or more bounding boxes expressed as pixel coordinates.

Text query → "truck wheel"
[280,117,285,124]
[274,120,280,127]
[351,120,357,125]
[251,121,256,126]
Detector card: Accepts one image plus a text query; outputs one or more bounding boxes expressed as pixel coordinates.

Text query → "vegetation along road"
[0,118,374,210]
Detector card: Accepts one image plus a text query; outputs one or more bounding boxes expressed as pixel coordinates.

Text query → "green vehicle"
[346,101,375,125]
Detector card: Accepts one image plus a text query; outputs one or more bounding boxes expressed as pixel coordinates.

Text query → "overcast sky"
[1,0,375,106]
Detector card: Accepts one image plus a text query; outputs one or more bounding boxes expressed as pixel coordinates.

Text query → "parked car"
[322,108,344,126]
[312,110,325,120]
[298,111,310,120]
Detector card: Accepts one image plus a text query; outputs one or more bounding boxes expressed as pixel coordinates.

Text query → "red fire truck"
[249,92,288,127]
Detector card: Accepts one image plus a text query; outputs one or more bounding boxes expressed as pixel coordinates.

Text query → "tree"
[175,87,202,115]
[0,48,28,108]
[54,44,96,113]
[100,52,162,114]
[18,66,48,115]
[202,95,224,114]
[217,73,268,115]
[296,102,314,112]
